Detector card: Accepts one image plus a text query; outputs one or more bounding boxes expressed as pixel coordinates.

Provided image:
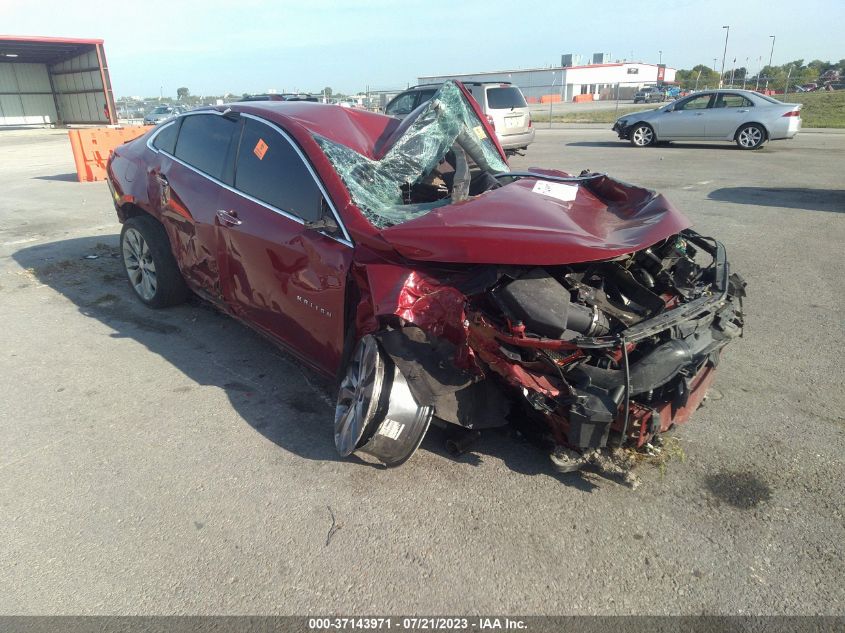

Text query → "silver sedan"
[613,89,802,150]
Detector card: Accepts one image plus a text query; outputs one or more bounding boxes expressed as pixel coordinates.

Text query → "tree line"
[675,59,845,91]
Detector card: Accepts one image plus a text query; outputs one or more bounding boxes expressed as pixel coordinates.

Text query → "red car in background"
[107,81,745,471]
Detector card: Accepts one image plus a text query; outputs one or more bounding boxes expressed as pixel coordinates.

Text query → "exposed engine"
[461,230,746,456]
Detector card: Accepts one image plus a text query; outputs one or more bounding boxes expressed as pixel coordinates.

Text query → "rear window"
[485,87,527,109]
[152,121,179,154]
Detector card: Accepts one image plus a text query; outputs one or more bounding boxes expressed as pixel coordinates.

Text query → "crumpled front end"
[353,228,745,467]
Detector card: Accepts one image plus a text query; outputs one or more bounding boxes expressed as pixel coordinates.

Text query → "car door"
[148,112,239,301]
[655,93,714,138]
[703,93,755,139]
[216,115,354,374]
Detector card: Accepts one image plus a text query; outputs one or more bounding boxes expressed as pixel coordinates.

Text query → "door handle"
[155,173,170,206]
[216,209,242,226]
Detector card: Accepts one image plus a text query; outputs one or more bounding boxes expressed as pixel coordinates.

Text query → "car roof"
[198,102,400,158]
[407,81,513,90]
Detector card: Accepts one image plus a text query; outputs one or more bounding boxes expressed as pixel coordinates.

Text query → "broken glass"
[315,81,510,229]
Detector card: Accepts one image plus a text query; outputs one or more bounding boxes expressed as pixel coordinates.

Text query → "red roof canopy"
[0,35,103,64]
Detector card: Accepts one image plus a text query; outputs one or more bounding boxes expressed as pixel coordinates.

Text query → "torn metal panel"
[376,327,510,429]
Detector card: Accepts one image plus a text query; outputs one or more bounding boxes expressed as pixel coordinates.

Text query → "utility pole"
[719,26,730,88]
[658,50,662,64]
[694,69,702,91]
[730,58,736,87]
[768,35,776,68]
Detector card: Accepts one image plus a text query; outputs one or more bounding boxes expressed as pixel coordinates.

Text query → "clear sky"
[4,0,843,98]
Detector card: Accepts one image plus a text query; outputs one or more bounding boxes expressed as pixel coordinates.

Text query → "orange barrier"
[68,126,149,182]
[572,94,593,103]
[539,94,562,104]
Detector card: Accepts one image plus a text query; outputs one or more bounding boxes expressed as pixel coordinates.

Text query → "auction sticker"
[253,138,269,160]
[531,180,578,202]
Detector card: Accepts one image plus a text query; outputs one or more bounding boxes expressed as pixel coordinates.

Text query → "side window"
[676,94,713,110]
[174,114,238,180]
[385,92,417,116]
[717,94,753,108]
[235,118,323,222]
[152,121,178,154]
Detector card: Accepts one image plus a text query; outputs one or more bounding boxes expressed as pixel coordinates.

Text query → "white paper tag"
[531,180,578,202]
[377,418,405,440]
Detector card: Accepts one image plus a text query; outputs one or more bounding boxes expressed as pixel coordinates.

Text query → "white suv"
[384,81,535,154]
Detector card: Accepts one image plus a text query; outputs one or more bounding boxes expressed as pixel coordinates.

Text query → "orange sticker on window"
[253,138,269,160]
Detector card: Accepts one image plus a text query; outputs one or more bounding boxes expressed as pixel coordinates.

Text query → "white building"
[419,62,676,103]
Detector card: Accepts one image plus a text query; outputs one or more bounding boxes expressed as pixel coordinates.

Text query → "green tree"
[177,86,190,100]
[322,86,333,98]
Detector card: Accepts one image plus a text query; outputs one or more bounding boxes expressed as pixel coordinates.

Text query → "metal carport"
[0,35,116,126]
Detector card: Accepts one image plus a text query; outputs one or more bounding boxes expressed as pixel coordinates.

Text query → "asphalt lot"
[1,126,843,615]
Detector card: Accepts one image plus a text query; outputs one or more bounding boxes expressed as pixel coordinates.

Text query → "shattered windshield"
[315,81,510,229]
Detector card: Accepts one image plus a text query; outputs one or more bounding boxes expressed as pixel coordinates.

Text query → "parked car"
[633,86,667,104]
[613,89,802,149]
[107,80,745,471]
[385,81,534,153]
[143,105,186,125]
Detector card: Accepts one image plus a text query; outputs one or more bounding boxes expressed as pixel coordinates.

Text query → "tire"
[120,215,188,308]
[735,123,766,150]
[629,123,656,147]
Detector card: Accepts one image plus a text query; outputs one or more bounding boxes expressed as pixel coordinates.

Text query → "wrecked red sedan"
[107,81,745,471]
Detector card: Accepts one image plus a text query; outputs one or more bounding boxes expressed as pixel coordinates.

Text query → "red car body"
[107,81,745,468]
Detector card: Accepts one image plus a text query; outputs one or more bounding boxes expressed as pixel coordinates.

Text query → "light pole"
[719,26,730,88]
[658,50,662,64]
[768,35,776,69]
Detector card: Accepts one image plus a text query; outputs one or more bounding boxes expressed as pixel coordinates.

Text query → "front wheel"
[334,334,432,467]
[120,215,188,308]
[629,123,655,147]
[735,123,766,150]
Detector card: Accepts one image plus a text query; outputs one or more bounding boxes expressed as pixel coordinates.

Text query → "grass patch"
[532,90,845,128]
[781,90,845,128]
[533,105,656,125]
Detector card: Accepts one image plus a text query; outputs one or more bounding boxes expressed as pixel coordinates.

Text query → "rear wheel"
[735,123,766,150]
[120,215,188,308]
[630,123,655,147]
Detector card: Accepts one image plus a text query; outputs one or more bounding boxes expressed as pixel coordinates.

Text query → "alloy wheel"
[122,227,157,301]
[632,125,654,146]
[334,335,386,456]
[738,126,763,149]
